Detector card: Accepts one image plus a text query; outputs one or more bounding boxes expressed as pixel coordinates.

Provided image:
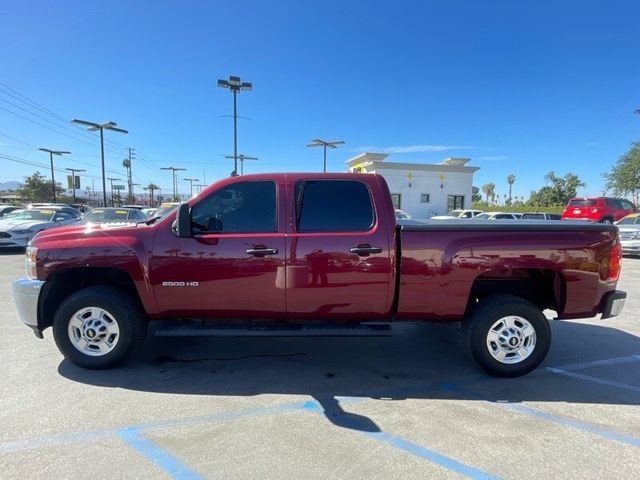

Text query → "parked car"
[472,212,521,220]
[520,213,562,221]
[0,207,80,248]
[615,213,640,256]
[395,209,411,220]
[153,202,180,218]
[81,207,149,224]
[142,208,157,218]
[13,173,625,378]
[561,197,636,224]
[431,209,483,220]
[0,206,22,218]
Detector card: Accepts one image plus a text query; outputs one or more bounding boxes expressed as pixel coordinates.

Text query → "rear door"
[285,178,393,320]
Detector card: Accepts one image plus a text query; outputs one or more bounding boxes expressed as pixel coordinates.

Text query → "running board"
[154,322,392,337]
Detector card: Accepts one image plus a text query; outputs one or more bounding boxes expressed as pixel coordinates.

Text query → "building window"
[420,193,430,203]
[390,193,401,209]
[447,195,465,211]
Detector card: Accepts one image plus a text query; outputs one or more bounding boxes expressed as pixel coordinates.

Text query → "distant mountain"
[0,181,20,191]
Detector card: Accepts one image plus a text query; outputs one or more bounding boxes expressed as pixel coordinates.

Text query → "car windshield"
[154,204,179,217]
[4,209,54,221]
[473,213,491,219]
[568,199,596,207]
[82,209,130,223]
[616,216,638,225]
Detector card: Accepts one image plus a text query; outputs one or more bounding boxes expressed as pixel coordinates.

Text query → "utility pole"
[71,119,128,207]
[124,147,135,202]
[224,154,257,175]
[39,148,71,202]
[107,177,121,207]
[183,178,199,197]
[65,168,86,203]
[306,139,345,173]
[217,75,252,176]
[161,167,186,201]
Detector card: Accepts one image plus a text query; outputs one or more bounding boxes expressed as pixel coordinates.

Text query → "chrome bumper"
[600,290,626,319]
[12,278,45,338]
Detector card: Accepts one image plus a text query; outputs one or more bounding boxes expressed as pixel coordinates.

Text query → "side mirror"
[175,202,192,238]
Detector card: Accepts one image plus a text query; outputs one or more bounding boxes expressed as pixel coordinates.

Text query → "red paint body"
[32,173,622,323]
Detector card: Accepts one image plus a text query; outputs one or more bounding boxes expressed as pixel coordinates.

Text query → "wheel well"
[466,269,563,316]
[39,268,139,331]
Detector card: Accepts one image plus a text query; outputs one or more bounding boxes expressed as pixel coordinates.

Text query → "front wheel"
[53,286,147,369]
[463,295,551,377]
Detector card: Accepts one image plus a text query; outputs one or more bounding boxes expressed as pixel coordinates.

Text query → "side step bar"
[154,322,393,337]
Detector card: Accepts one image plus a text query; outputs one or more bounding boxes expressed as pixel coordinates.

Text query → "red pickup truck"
[13,173,626,377]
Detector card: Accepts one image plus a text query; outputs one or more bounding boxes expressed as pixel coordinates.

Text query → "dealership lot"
[0,250,639,479]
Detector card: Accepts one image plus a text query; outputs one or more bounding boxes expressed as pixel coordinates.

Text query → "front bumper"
[12,278,45,338]
[600,290,626,319]
[621,240,640,255]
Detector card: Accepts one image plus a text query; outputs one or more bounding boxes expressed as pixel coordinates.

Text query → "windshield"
[154,204,179,217]
[616,216,638,225]
[568,199,596,207]
[4,209,54,221]
[82,209,131,223]
[473,213,491,219]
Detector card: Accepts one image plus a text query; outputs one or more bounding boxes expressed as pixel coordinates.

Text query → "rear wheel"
[463,295,551,377]
[53,286,147,369]
[601,217,613,224]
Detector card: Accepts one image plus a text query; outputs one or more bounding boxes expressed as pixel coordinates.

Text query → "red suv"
[561,197,637,223]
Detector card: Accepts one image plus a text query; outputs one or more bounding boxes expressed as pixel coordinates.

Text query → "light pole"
[65,168,86,203]
[107,177,121,207]
[39,148,71,202]
[131,183,141,203]
[161,167,186,201]
[71,119,128,207]
[217,75,252,176]
[224,154,257,175]
[306,139,345,173]
[183,178,199,197]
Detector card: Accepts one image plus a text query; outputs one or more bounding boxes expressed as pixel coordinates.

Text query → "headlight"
[633,232,640,240]
[25,245,38,279]
[13,229,33,235]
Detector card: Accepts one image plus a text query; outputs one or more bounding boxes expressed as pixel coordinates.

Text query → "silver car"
[616,214,640,256]
[0,207,80,248]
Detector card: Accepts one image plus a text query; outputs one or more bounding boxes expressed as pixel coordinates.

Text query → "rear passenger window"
[296,180,374,232]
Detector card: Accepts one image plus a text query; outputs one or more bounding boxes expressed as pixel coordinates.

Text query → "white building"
[345,152,480,219]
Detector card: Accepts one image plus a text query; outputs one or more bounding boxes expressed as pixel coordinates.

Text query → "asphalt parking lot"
[0,250,639,480]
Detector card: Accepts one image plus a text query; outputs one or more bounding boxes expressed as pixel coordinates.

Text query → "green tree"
[481,182,495,203]
[604,142,640,203]
[471,186,482,202]
[528,171,585,207]
[146,183,159,206]
[16,171,64,203]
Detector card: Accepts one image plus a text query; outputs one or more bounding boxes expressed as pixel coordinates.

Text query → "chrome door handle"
[350,246,383,256]
[246,247,279,256]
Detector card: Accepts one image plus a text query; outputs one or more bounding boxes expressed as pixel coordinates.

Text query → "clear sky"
[1,0,639,199]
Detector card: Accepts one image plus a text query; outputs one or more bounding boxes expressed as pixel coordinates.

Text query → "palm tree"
[481,182,496,203]
[507,174,516,203]
[146,183,159,206]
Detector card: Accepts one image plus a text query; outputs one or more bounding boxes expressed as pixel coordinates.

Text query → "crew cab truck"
[13,173,626,377]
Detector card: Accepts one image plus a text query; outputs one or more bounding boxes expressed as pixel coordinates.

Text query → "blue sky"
[1,0,639,199]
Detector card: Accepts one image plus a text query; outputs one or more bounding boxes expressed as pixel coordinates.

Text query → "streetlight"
[65,168,86,203]
[161,167,186,201]
[107,177,121,207]
[39,148,71,202]
[217,75,252,176]
[224,154,257,175]
[183,178,199,197]
[306,139,345,173]
[71,119,128,207]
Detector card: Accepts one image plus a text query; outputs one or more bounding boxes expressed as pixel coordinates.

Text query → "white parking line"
[548,368,640,394]
[547,353,640,372]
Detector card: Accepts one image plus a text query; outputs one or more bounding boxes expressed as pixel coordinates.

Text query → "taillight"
[607,242,622,282]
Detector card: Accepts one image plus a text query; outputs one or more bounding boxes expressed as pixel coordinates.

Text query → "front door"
[149,180,286,318]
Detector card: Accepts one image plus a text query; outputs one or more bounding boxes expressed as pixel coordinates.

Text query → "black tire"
[601,217,613,224]
[53,286,147,369]
[463,294,551,377]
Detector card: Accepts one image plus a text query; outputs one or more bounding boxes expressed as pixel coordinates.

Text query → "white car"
[0,207,80,248]
[431,209,484,220]
[472,212,521,220]
[615,213,640,256]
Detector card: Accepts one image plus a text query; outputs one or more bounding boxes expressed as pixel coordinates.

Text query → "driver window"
[190,181,277,234]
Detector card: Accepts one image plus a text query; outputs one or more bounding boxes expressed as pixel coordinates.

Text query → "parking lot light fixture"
[306,139,345,173]
[218,75,252,176]
[65,168,86,203]
[71,119,128,206]
[39,148,71,202]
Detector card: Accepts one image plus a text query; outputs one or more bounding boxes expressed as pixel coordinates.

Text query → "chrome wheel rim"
[486,316,536,364]
[68,307,120,356]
